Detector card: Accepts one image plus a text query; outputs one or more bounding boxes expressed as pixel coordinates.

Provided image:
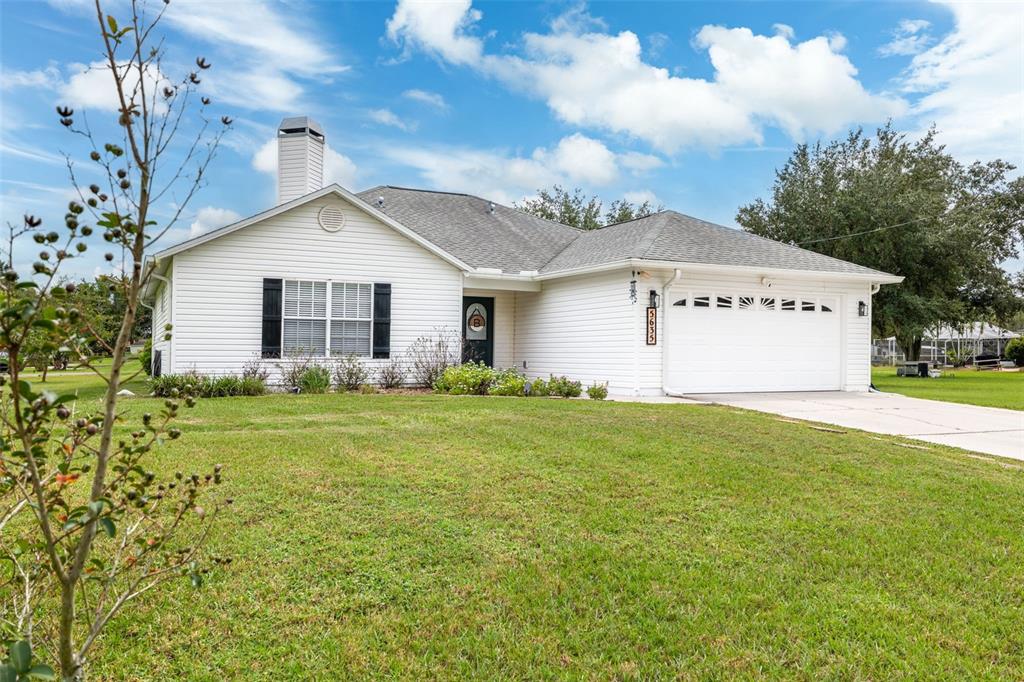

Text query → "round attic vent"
[317,205,345,233]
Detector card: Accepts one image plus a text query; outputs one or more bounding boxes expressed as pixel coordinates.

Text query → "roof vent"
[376,196,385,208]
[488,201,495,214]
[317,205,345,233]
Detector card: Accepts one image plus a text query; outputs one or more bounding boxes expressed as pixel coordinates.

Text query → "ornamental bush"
[151,372,265,398]
[586,382,608,400]
[528,378,549,397]
[1005,338,1024,367]
[376,357,406,389]
[548,375,583,398]
[333,354,368,391]
[488,368,528,396]
[297,365,332,394]
[139,338,153,376]
[434,362,496,395]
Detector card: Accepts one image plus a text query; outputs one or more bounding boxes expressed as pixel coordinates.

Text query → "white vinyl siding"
[166,194,462,378]
[514,269,639,395]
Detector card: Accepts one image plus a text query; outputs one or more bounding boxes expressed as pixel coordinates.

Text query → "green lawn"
[872,366,1024,410]
[23,366,1024,679]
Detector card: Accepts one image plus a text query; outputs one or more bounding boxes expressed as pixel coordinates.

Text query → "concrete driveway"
[684,391,1024,461]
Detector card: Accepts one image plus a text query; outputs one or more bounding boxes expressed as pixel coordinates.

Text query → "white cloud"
[772,23,795,40]
[369,108,416,131]
[385,0,906,153]
[252,139,358,188]
[619,151,664,173]
[252,139,277,174]
[623,189,659,206]
[879,18,932,57]
[383,133,641,203]
[161,0,347,111]
[386,0,483,65]
[323,147,358,187]
[536,133,618,185]
[189,206,241,237]
[901,2,1024,163]
[164,1,344,78]
[60,60,169,112]
[0,64,61,90]
[402,88,448,110]
[203,70,305,112]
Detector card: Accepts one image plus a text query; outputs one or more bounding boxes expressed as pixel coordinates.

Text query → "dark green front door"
[462,296,494,367]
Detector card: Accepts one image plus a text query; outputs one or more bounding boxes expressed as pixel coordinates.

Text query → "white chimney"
[277,116,325,204]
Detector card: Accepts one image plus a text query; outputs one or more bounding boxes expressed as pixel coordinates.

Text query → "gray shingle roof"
[355,186,894,279]
[356,186,579,273]
[541,211,893,276]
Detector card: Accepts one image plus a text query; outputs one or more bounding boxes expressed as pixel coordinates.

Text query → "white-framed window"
[283,280,327,356]
[330,282,372,356]
[282,280,372,357]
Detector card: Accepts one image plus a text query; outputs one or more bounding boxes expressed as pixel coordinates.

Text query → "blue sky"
[1,0,1021,278]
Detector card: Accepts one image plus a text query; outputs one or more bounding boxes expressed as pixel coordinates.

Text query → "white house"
[144,117,903,396]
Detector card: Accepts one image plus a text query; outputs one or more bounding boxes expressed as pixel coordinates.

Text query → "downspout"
[660,269,684,397]
[868,282,881,391]
[151,272,172,374]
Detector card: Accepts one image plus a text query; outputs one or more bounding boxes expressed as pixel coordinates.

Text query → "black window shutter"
[372,283,391,359]
[262,278,282,358]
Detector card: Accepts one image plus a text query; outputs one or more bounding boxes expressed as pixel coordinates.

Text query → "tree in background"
[0,1,232,678]
[516,185,662,229]
[736,125,1024,360]
[68,275,152,354]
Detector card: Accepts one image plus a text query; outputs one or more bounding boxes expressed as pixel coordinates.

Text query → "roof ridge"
[600,209,667,229]
[379,185,475,198]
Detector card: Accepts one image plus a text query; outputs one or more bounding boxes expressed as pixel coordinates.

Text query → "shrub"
[408,328,460,387]
[434,362,496,395]
[946,346,972,367]
[1005,338,1024,367]
[139,338,153,376]
[333,354,369,391]
[241,353,269,382]
[240,377,267,396]
[359,383,377,394]
[298,365,332,394]
[527,377,549,397]
[489,368,527,396]
[206,375,242,397]
[150,372,200,397]
[150,372,265,398]
[376,357,406,389]
[586,382,608,400]
[548,375,583,398]
[277,352,314,390]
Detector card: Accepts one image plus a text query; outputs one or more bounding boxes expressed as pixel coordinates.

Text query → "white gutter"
[535,258,904,285]
[660,269,684,397]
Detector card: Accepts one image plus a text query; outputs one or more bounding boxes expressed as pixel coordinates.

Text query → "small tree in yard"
[1,1,232,679]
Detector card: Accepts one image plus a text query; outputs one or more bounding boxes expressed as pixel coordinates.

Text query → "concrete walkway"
[682,391,1024,461]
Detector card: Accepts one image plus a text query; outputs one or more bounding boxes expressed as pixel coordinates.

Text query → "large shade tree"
[736,125,1024,359]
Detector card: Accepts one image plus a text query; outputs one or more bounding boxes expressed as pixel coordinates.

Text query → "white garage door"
[665,291,842,393]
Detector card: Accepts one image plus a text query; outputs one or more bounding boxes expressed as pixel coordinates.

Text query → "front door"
[462,296,494,366]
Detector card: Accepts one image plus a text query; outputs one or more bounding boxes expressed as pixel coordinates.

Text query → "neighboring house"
[143,117,902,396]
[873,323,1021,365]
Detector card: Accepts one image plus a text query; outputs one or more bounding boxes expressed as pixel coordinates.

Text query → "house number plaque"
[646,307,657,345]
